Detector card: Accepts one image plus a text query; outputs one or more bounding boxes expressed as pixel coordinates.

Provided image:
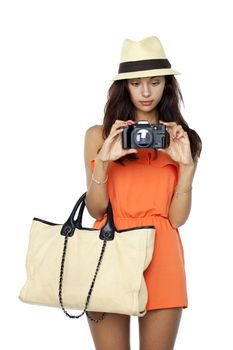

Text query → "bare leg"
[86,311,131,350]
[138,307,183,350]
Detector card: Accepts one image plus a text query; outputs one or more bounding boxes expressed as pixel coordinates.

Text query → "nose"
[141,83,151,98]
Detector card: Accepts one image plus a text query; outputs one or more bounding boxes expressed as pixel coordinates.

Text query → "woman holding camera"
[84,36,202,350]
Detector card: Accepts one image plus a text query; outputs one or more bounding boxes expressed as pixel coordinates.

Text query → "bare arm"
[160,119,201,229]
[84,125,109,220]
[168,160,198,229]
[84,120,137,220]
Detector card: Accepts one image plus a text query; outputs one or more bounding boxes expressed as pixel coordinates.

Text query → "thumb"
[128,149,138,154]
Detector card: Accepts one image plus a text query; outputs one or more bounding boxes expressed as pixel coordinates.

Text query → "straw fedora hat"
[112,36,181,81]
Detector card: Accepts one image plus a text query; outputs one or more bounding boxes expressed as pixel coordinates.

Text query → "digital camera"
[122,120,170,149]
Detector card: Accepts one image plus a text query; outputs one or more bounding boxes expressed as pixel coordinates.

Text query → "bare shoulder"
[85,124,104,144]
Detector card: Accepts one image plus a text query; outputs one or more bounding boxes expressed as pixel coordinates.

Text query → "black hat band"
[118,58,171,74]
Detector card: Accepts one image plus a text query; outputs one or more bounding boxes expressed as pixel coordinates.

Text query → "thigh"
[86,311,131,350]
[138,307,183,350]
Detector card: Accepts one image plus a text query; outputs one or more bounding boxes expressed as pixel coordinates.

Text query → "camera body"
[122,120,170,149]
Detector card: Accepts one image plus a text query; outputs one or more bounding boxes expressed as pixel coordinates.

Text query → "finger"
[113,120,126,127]
[111,122,126,133]
[159,148,170,156]
[175,130,188,139]
[107,127,124,141]
[161,122,183,138]
[165,127,173,140]
[126,148,138,154]
[163,124,183,139]
[114,119,135,125]
[172,125,183,138]
[114,127,125,136]
[112,120,134,131]
[159,120,178,127]
[159,120,180,137]
[110,121,135,140]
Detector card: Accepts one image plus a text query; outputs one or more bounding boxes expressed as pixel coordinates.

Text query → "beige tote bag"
[19,192,156,323]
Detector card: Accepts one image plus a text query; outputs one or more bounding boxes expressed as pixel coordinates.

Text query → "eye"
[131,81,140,87]
[151,81,160,86]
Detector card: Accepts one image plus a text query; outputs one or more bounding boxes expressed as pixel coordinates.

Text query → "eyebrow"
[131,76,161,80]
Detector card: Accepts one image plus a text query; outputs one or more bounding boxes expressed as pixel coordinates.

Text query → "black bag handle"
[58,192,116,322]
[60,192,116,241]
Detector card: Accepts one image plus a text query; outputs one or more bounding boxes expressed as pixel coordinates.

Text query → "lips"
[140,100,153,105]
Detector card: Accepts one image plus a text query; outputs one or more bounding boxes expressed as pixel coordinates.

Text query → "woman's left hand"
[159,120,194,166]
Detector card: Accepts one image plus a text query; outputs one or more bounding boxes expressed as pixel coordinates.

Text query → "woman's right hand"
[96,120,138,162]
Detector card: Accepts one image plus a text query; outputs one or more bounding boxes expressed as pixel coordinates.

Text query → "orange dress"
[90,148,188,310]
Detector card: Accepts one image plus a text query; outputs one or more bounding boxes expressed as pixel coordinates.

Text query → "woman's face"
[127,76,166,112]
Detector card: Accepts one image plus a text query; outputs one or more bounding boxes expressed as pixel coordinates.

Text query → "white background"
[1,0,232,349]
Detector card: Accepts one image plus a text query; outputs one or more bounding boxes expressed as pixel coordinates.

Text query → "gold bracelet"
[174,187,192,195]
[91,173,108,185]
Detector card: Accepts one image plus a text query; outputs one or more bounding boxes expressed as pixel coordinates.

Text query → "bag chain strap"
[58,232,107,323]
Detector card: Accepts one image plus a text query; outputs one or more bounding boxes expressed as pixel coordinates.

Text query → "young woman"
[84,36,202,350]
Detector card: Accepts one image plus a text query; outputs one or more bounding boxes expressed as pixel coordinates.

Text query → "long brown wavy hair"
[97,75,202,166]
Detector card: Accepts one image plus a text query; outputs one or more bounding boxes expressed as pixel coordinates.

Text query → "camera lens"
[133,129,153,148]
